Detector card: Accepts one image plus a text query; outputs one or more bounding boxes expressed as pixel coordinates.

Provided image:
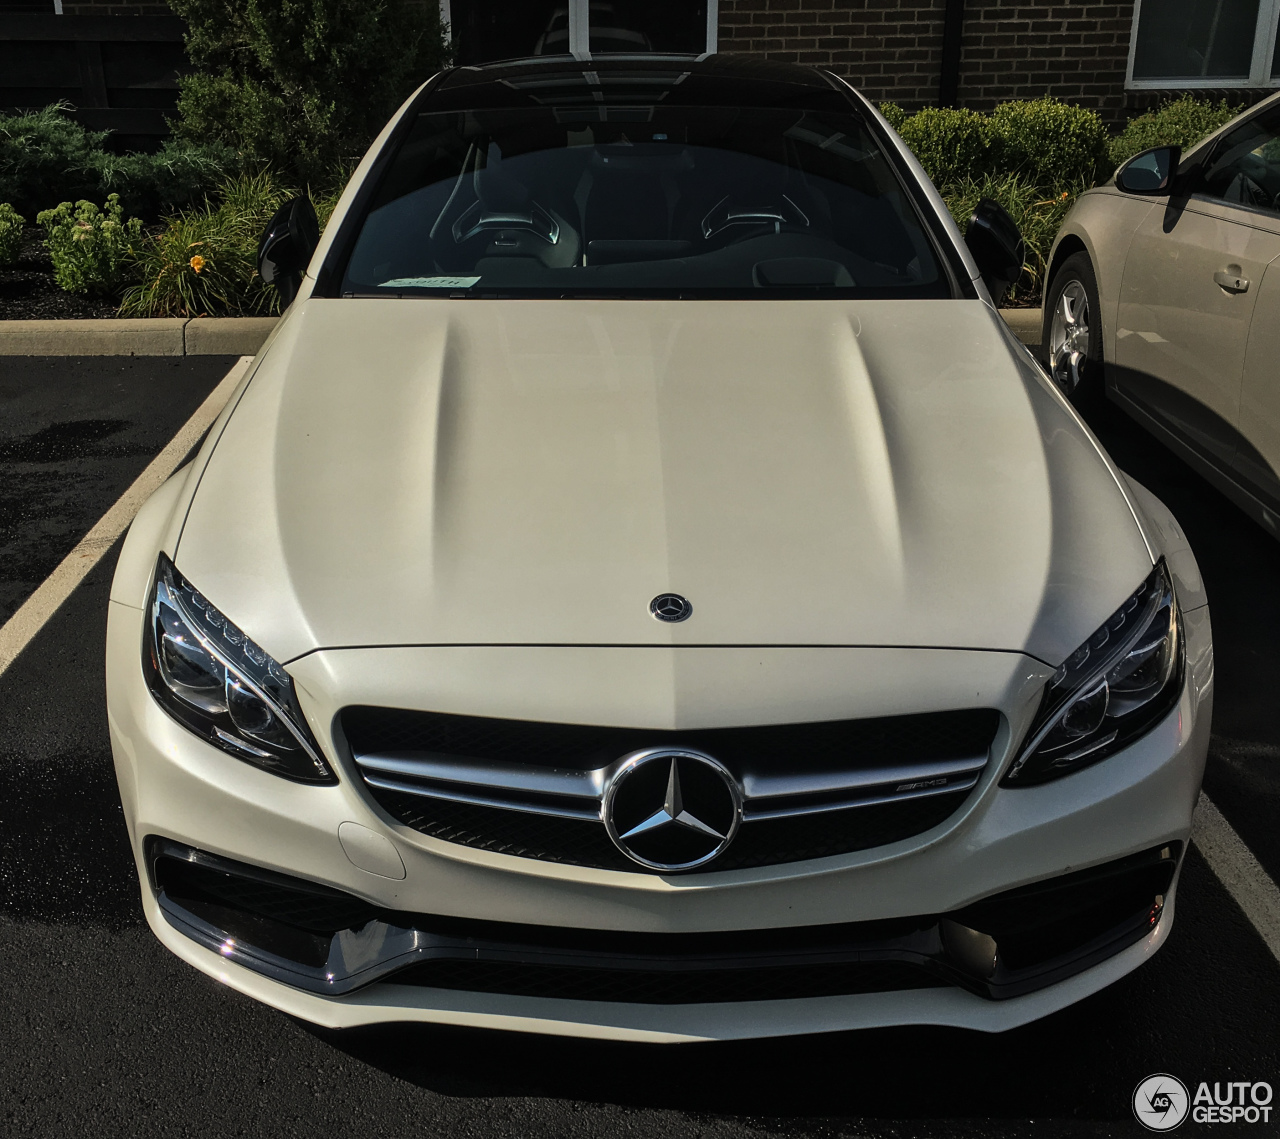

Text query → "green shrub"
[93,138,240,219]
[897,98,1107,190]
[121,171,302,317]
[0,202,24,266]
[37,194,143,296]
[0,105,105,218]
[942,173,1081,305]
[989,97,1109,189]
[897,107,996,187]
[169,0,450,184]
[879,101,908,131]
[1108,95,1242,169]
[0,104,237,220]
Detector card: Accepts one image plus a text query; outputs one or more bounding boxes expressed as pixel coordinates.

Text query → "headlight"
[143,554,335,783]
[1003,559,1181,786]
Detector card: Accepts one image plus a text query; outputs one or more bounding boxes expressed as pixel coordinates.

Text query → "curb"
[0,309,1044,357]
[0,316,278,356]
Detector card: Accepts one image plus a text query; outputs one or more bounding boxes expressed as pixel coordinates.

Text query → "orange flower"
[189,254,206,273]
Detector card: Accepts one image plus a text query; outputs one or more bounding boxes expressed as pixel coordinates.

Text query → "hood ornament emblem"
[649,593,692,622]
[603,749,741,871]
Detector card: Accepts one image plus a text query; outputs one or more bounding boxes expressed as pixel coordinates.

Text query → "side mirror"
[965,198,1025,306]
[257,197,320,308]
[1115,146,1181,195]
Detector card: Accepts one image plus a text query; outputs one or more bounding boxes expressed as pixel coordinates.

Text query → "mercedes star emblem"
[649,593,693,622]
[603,748,741,871]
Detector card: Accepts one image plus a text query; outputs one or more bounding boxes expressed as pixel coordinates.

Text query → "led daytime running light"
[146,555,334,783]
[1004,559,1181,786]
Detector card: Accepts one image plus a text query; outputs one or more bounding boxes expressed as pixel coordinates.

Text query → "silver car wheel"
[1049,280,1091,395]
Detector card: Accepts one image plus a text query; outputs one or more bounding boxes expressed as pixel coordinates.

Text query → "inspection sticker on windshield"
[381,275,481,289]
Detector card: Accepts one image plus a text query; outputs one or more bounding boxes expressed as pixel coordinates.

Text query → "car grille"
[341,706,1000,872]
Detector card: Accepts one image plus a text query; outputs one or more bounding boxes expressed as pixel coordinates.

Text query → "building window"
[445,0,716,67]
[1128,0,1280,86]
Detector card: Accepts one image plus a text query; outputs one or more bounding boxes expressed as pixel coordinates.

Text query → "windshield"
[338,104,951,299]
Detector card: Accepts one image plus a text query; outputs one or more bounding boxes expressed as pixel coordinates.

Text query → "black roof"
[426,54,859,115]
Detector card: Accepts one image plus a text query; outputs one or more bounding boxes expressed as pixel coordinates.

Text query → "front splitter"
[138,868,1179,1042]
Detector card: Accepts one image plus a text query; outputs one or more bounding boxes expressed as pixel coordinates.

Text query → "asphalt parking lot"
[1,355,1278,1138]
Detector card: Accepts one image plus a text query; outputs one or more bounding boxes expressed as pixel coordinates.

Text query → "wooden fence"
[0,14,184,148]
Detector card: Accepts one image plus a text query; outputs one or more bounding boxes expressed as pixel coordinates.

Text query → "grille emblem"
[603,749,741,871]
[649,593,692,622]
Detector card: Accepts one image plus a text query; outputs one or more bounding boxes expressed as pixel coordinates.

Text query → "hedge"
[898,107,996,188]
[886,97,1108,190]
[1108,95,1240,168]
[0,105,236,221]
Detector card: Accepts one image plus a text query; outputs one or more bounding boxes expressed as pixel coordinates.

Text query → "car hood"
[176,298,1151,664]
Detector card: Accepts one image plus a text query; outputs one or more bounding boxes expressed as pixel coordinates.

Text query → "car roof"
[426,54,859,115]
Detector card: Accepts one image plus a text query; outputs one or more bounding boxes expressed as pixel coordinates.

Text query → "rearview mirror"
[257,197,320,308]
[964,198,1025,306]
[1115,146,1182,195]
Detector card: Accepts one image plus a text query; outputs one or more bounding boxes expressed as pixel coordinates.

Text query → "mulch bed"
[0,226,121,320]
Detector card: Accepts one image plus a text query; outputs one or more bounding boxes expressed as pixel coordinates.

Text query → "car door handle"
[1214,269,1250,292]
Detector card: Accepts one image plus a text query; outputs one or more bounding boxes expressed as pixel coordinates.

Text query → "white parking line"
[0,355,252,680]
[1192,791,1280,964]
[1,351,1279,971]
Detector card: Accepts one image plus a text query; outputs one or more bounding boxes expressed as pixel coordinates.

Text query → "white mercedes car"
[106,56,1212,1042]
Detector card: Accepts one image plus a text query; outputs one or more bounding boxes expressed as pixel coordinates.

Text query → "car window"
[1198,108,1280,214]
[336,105,952,299]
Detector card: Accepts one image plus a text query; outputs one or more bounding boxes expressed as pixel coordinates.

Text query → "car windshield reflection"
[340,105,950,299]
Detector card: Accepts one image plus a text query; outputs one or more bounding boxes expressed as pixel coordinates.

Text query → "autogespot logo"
[1133,1075,1190,1132]
[1133,1075,1275,1130]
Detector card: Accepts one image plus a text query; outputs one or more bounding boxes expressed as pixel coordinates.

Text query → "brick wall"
[719,0,949,109]
[956,1,1132,121]
[718,0,1142,125]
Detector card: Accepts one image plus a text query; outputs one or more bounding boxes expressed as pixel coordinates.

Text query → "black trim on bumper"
[146,837,1179,1003]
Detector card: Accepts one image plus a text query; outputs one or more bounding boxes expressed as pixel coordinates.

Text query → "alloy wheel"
[1049,280,1091,396]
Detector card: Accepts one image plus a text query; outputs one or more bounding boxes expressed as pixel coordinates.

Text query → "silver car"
[1045,92,1280,538]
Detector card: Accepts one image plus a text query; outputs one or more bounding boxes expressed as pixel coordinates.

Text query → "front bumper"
[107,594,1213,1041]
[150,835,1180,1000]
